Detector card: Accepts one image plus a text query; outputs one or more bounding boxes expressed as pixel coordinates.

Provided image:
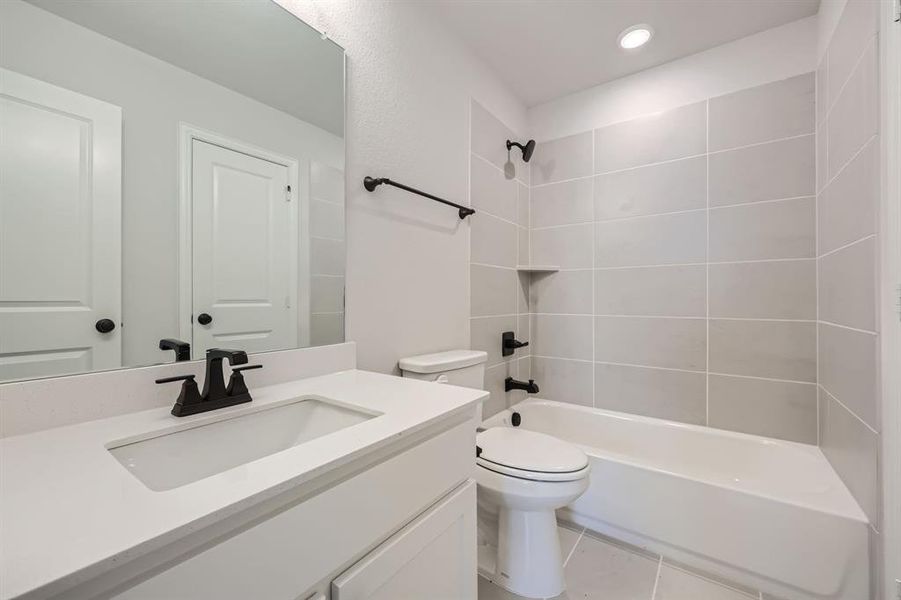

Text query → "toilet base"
[480,507,565,599]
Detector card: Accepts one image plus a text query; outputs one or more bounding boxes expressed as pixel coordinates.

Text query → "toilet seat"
[476,428,589,483]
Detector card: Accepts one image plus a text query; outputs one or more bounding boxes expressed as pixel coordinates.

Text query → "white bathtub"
[482,399,870,600]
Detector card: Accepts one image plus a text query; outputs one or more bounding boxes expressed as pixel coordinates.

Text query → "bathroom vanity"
[0,370,485,600]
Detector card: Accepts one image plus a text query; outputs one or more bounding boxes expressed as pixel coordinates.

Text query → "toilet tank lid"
[398,350,487,374]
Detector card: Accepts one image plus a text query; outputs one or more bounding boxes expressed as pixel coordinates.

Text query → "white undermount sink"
[108,397,379,491]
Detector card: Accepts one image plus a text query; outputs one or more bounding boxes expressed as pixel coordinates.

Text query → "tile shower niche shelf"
[515,265,559,273]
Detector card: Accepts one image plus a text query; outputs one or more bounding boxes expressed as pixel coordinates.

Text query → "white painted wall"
[528,16,818,141]
[0,0,344,368]
[277,0,528,374]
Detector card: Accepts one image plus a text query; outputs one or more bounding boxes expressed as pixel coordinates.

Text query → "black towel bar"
[363,176,475,220]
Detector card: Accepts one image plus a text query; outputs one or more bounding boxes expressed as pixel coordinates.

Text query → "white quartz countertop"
[0,369,486,600]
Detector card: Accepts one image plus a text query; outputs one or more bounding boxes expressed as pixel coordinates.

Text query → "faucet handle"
[226,364,262,398]
[155,374,196,384]
[156,374,204,416]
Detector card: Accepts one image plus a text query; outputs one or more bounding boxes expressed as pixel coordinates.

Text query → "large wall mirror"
[0,0,345,382]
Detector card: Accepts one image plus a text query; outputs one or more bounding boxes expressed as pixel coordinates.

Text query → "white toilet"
[399,350,590,599]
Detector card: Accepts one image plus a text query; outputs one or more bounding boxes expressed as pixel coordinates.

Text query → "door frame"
[879,1,901,596]
[177,123,306,353]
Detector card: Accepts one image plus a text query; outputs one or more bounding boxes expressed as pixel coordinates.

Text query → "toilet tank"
[398,350,487,390]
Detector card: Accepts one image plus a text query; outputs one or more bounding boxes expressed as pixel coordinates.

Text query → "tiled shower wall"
[468,101,532,417]
[310,162,346,345]
[816,0,881,537]
[527,74,819,444]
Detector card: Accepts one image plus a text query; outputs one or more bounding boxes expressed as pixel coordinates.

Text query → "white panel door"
[0,68,122,381]
[332,480,477,600]
[191,140,297,355]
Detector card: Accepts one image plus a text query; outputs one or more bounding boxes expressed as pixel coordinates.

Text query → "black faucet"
[155,348,262,417]
[159,338,190,362]
[501,331,529,357]
[505,377,539,394]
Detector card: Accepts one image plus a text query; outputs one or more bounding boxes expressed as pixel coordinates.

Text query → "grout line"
[814,80,820,446]
[817,233,876,260]
[471,149,529,186]
[708,194,815,212]
[470,262,517,271]
[818,319,878,336]
[591,129,597,408]
[562,527,585,568]
[530,132,815,190]
[528,192,814,232]
[650,556,663,600]
[710,371,817,387]
[310,234,345,243]
[822,32,878,121]
[311,273,345,278]
[533,313,814,323]
[705,99,711,426]
[820,384,879,435]
[822,132,878,191]
[475,205,530,231]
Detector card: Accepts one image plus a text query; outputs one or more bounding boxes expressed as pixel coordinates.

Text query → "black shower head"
[506,139,536,163]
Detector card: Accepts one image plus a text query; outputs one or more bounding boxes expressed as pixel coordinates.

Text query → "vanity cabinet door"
[331,480,476,600]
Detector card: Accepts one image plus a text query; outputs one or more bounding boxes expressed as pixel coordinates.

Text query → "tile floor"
[478,524,773,600]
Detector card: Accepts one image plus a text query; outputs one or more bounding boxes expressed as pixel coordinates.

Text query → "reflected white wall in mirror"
[0,0,345,382]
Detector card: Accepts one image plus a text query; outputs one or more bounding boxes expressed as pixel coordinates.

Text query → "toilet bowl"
[476,427,589,598]
[399,350,590,599]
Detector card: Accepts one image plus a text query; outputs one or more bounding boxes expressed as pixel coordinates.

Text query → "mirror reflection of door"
[0,69,122,380]
[190,138,299,357]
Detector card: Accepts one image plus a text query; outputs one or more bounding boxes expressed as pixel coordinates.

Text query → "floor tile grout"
[650,556,663,600]
[562,526,585,568]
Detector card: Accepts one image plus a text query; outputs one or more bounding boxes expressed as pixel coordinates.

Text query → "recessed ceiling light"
[618,25,653,50]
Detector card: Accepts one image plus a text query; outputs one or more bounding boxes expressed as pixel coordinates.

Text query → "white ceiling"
[28,0,345,136]
[427,0,820,107]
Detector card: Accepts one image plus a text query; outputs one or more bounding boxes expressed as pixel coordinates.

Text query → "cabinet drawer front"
[112,419,475,600]
[332,480,476,600]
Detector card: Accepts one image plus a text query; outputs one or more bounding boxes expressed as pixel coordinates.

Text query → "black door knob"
[95,318,116,333]
[197,313,213,325]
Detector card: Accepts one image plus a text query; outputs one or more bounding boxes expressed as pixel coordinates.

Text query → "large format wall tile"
[470,264,516,317]
[470,212,517,268]
[594,156,706,220]
[709,319,816,382]
[594,316,706,371]
[709,197,815,261]
[311,163,344,203]
[818,138,878,255]
[531,131,593,185]
[819,387,879,524]
[531,223,593,268]
[817,120,829,193]
[709,73,815,151]
[708,374,817,443]
[826,0,879,111]
[595,265,706,317]
[532,314,593,360]
[818,237,876,331]
[531,357,593,407]
[470,154,518,222]
[310,313,344,346]
[311,237,346,275]
[531,270,593,315]
[594,101,706,173]
[470,315,516,367]
[594,363,706,424]
[827,40,878,178]
[708,260,816,319]
[819,322,878,429]
[471,100,528,183]
[708,135,814,207]
[530,177,594,228]
[310,198,345,240]
[595,210,707,267]
[310,275,344,313]
[483,360,518,418]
